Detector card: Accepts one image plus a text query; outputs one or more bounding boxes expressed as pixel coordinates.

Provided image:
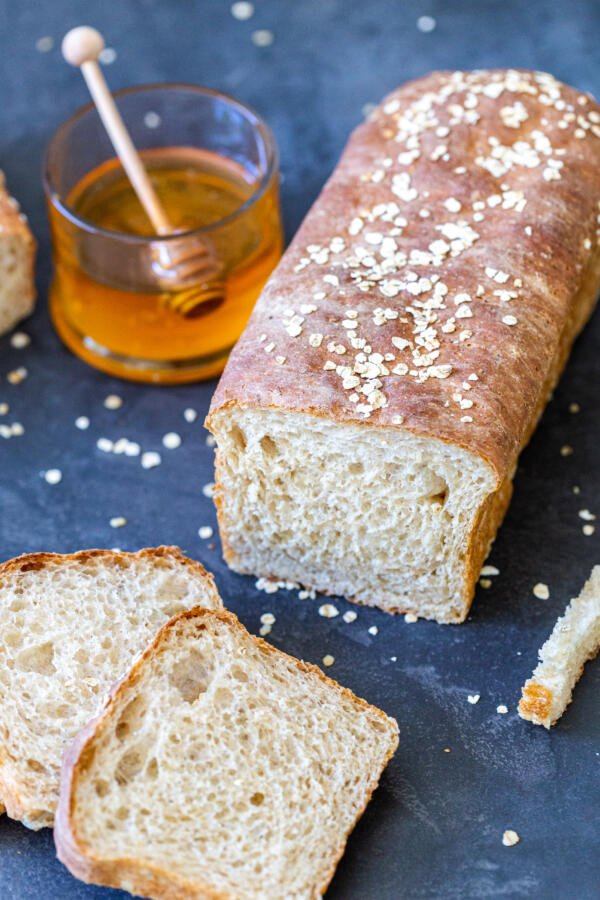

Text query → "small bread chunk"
[0,171,35,335]
[55,608,399,900]
[519,566,600,728]
[0,547,221,829]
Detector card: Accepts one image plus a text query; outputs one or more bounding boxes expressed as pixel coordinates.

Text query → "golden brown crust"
[0,547,222,828]
[0,170,36,331]
[207,69,600,622]
[55,607,399,899]
[518,683,553,722]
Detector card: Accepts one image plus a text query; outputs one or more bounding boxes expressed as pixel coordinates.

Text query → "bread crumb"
[35,35,54,52]
[404,612,418,623]
[163,432,182,449]
[342,610,357,623]
[502,829,520,847]
[206,434,217,448]
[202,482,215,498]
[467,694,480,704]
[103,394,122,410]
[416,15,436,32]
[443,747,451,753]
[496,704,508,714]
[560,445,574,457]
[231,1,254,19]
[75,416,90,430]
[583,524,595,536]
[141,451,161,469]
[368,625,378,636]
[109,516,127,528]
[198,526,213,540]
[251,29,274,46]
[260,613,275,626]
[533,583,550,600]
[97,437,114,453]
[479,578,492,589]
[7,367,27,385]
[184,408,198,423]
[0,403,8,415]
[259,624,272,636]
[10,331,30,349]
[578,509,596,521]
[481,565,499,576]
[319,603,339,618]
[322,654,335,667]
[43,469,62,485]
[569,402,581,413]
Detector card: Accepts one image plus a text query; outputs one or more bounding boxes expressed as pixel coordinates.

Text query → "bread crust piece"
[0,547,222,828]
[0,170,36,334]
[55,607,399,900]
[207,69,600,621]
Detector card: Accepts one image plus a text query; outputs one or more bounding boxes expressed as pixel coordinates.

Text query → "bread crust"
[0,547,222,828]
[55,607,399,899]
[0,170,36,333]
[207,69,600,621]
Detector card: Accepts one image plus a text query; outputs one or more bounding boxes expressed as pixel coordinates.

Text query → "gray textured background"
[0,1,599,898]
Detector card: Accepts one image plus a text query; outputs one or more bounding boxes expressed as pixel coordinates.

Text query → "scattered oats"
[578,509,596,521]
[322,654,335,667]
[496,704,508,714]
[479,578,492,589]
[309,333,323,348]
[141,451,161,469]
[533,582,550,600]
[202,482,215,498]
[467,694,480,705]
[319,603,339,619]
[583,524,595,536]
[502,830,520,847]
[560,444,574,457]
[502,315,518,326]
[343,610,358,623]
[275,355,286,365]
[481,565,500,576]
[231,0,254,19]
[35,35,54,52]
[43,468,62,485]
[184,408,198,423]
[75,416,90,430]
[103,394,123,410]
[99,47,117,65]
[251,29,274,46]
[162,431,182,449]
[260,612,275,626]
[404,612,418,623]
[124,441,140,457]
[368,625,378,636]
[97,437,114,453]
[10,331,30,349]
[109,516,127,528]
[416,15,436,32]
[569,402,581,414]
[144,111,161,129]
[7,367,27,384]
[198,526,213,540]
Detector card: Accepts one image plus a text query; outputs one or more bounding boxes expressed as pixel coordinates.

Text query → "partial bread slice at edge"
[55,607,399,900]
[0,546,222,829]
[519,565,600,728]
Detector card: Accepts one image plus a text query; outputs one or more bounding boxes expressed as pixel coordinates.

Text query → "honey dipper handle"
[61,27,173,235]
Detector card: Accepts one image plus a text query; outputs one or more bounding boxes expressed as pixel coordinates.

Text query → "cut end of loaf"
[55,607,398,900]
[208,407,499,623]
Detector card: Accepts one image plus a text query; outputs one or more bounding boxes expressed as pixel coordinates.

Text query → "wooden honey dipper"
[62,26,224,317]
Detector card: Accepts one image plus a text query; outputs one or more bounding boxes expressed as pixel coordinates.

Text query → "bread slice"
[0,171,35,335]
[0,547,221,829]
[55,607,399,899]
[519,566,600,728]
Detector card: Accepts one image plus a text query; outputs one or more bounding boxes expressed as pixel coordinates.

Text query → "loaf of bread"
[55,607,398,899]
[0,547,221,828]
[0,171,35,335]
[519,566,600,728]
[207,69,600,623]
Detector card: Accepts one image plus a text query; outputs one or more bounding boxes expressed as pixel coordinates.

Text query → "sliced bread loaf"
[0,171,35,336]
[0,547,221,828]
[55,607,399,899]
[519,565,600,728]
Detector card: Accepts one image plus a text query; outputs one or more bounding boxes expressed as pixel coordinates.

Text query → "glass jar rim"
[43,82,279,243]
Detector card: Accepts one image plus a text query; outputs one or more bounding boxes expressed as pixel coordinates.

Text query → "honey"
[48,147,283,382]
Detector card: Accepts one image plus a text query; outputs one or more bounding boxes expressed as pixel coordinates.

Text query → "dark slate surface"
[1,1,599,898]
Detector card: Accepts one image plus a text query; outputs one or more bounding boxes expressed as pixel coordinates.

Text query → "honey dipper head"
[62,26,105,66]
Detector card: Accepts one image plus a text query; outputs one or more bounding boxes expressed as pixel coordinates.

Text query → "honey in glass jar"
[44,85,283,383]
